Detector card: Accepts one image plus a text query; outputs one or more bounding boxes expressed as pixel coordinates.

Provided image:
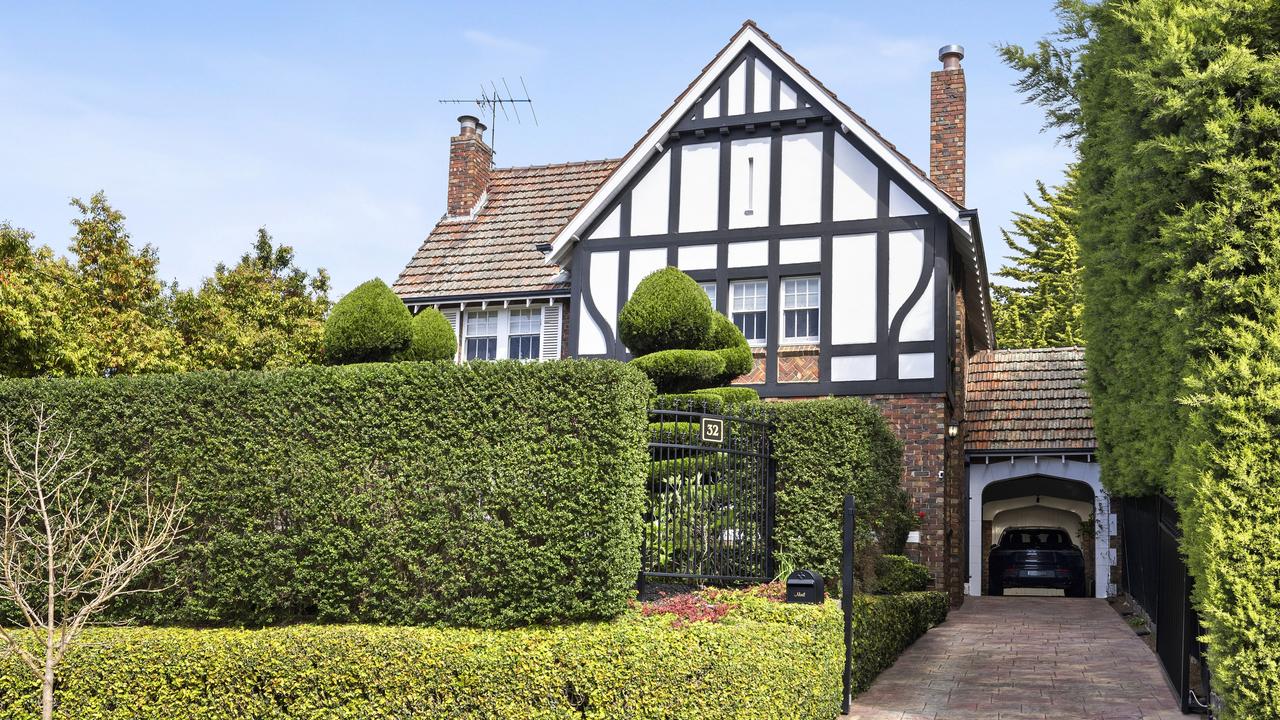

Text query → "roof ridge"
[494,158,621,173]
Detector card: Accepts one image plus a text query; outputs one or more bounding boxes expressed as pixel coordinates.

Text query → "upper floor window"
[731,280,768,346]
[508,308,542,360]
[464,310,499,360]
[699,281,717,311]
[782,277,820,344]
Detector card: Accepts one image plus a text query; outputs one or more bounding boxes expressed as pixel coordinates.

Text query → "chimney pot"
[938,44,965,70]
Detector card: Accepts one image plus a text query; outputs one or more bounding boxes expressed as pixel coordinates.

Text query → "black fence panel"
[1118,495,1213,715]
[642,399,774,585]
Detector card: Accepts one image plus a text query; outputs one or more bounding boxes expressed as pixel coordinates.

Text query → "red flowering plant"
[637,582,788,628]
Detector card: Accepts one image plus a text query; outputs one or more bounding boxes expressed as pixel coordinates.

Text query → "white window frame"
[463,310,500,361]
[506,307,543,361]
[781,276,821,345]
[463,306,545,361]
[699,281,717,311]
[730,280,769,347]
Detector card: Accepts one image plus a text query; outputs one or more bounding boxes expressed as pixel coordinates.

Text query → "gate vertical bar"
[841,493,855,713]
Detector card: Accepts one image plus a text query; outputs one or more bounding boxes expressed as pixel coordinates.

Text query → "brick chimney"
[447,114,492,218]
[930,45,966,205]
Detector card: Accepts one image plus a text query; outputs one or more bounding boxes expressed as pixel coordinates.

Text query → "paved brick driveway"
[843,597,1184,720]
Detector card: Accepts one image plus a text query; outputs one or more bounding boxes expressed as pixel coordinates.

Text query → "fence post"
[842,493,855,713]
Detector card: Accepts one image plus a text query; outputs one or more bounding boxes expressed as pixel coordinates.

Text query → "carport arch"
[967,456,1114,598]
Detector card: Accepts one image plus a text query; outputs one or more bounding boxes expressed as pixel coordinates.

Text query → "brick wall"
[777,345,819,383]
[447,117,492,218]
[930,66,966,205]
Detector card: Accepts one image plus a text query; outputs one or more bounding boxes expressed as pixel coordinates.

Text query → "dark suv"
[988,526,1087,597]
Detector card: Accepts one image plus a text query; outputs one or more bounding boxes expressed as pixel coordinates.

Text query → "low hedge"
[873,555,932,594]
[0,596,844,720]
[0,589,948,719]
[631,349,725,393]
[771,400,912,593]
[0,360,651,628]
[693,386,760,404]
[850,591,948,694]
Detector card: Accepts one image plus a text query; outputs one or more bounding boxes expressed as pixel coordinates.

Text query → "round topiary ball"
[393,307,457,361]
[323,278,413,364]
[618,267,714,357]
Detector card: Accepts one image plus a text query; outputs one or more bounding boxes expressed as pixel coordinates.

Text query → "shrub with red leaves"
[640,591,735,628]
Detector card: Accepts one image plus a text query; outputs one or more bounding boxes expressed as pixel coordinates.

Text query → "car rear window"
[1002,529,1071,548]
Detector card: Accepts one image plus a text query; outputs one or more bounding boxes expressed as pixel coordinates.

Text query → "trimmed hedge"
[874,555,932,594]
[772,399,912,593]
[692,386,760,404]
[323,278,412,364]
[705,312,753,384]
[0,597,844,719]
[0,589,948,719]
[392,307,456,361]
[618,268,714,356]
[630,349,724,393]
[849,592,948,694]
[0,360,650,628]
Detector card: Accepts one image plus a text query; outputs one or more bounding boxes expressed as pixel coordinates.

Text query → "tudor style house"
[394,21,1112,604]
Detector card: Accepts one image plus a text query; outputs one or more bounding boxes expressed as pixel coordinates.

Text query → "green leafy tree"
[323,278,412,364]
[63,192,183,376]
[0,224,79,377]
[1008,2,1280,716]
[991,169,1084,348]
[174,228,330,371]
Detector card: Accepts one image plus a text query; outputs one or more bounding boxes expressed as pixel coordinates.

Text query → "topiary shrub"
[693,386,760,404]
[618,268,714,356]
[874,555,932,594]
[630,348,725,393]
[323,278,412,364]
[619,268,753,392]
[393,307,456,361]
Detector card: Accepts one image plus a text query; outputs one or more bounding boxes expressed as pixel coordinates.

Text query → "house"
[393,21,1109,604]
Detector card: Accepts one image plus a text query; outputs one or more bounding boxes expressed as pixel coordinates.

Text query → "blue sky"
[0,1,1073,297]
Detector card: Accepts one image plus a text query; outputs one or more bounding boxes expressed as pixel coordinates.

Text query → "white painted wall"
[753,61,772,113]
[727,240,768,268]
[727,61,746,116]
[830,233,876,344]
[677,244,716,270]
[579,250,618,355]
[833,135,878,221]
[630,151,670,236]
[679,143,720,233]
[729,138,771,229]
[779,236,819,264]
[889,229,933,344]
[889,181,926,217]
[587,205,620,240]
[780,132,823,225]
[626,248,668,300]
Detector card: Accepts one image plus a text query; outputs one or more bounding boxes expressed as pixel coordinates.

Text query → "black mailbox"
[785,569,825,604]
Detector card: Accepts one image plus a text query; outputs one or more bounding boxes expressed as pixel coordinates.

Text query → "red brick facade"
[930,65,966,205]
[776,345,820,383]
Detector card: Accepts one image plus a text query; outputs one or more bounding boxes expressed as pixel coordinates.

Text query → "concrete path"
[843,597,1184,720]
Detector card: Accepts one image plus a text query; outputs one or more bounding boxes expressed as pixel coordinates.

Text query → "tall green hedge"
[771,399,911,592]
[1066,3,1280,716]
[0,590,947,719]
[0,360,651,628]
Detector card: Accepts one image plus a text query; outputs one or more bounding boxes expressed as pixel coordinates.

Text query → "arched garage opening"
[967,456,1114,598]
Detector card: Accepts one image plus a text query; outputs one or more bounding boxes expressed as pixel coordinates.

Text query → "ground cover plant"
[0,585,947,719]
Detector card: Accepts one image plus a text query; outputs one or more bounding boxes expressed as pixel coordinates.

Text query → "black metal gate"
[1118,495,1213,715]
[641,399,774,584]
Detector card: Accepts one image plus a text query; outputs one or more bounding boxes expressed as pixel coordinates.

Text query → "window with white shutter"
[540,304,563,360]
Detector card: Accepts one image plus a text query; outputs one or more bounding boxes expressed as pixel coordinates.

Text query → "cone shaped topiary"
[618,267,714,356]
[324,278,413,364]
[394,307,457,362]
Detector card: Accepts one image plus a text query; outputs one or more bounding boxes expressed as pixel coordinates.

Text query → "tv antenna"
[438,77,538,154]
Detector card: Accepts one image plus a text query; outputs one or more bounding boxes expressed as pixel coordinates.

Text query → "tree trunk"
[42,662,53,720]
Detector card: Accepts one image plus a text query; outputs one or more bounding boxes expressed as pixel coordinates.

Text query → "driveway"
[843,597,1184,720]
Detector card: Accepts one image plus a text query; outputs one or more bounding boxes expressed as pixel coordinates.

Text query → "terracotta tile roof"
[394,159,618,300]
[965,347,1096,452]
